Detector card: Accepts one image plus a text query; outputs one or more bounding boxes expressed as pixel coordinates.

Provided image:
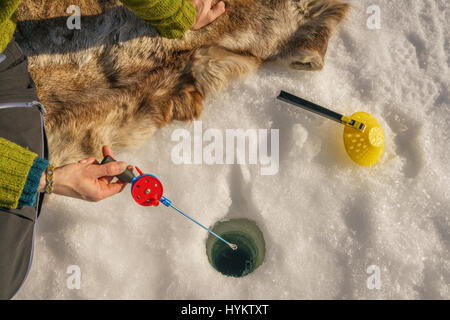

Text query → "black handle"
[277,90,343,124]
[100,155,135,183]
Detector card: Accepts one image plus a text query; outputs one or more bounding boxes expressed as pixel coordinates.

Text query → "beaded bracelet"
[45,164,55,194]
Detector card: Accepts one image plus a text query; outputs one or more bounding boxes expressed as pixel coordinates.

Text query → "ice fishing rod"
[277,90,385,166]
[101,155,238,251]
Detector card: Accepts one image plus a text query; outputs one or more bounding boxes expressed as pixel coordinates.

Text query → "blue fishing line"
[160,196,237,250]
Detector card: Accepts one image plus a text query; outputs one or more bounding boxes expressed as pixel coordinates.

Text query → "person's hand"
[190,0,226,30]
[38,146,133,202]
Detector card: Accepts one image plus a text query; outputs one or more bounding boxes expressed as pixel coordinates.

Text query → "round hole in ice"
[206,219,265,278]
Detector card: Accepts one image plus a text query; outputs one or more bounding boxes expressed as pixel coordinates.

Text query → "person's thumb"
[208,1,226,22]
[93,161,127,178]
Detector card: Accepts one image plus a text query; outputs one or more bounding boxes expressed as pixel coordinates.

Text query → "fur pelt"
[15,0,349,166]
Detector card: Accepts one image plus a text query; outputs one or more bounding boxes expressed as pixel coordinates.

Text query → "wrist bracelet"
[45,164,55,194]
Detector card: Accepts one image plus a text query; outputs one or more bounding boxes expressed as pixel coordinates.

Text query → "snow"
[15,0,449,299]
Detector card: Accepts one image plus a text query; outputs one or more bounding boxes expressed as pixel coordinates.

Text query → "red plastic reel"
[131,175,164,207]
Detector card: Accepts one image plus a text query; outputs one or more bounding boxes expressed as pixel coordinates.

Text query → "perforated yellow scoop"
[342,112,384,166]
[278,91,384,166]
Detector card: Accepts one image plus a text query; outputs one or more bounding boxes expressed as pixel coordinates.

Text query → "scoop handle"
[277,90,343,123]
[100,155,135,183]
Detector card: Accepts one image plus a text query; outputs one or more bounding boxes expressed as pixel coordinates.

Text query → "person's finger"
[99,181,126,199]
[100,165,134,184]
[116,180,128,192]
[79,157,98,164]
[207,1,226,23]
[100,146,119,183]
[93,161,127,178]
[97,150,114,183]
[99,175,113,184]
[205,0,213,10]
[102,145,114,158]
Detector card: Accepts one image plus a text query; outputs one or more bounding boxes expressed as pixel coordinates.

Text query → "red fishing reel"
[101,155,164,207]
[130,171,164,207]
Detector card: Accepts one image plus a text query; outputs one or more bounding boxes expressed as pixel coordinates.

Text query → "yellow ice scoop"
[277,91,384,166]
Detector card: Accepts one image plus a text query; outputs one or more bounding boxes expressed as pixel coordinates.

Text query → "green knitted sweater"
[0,0,20,54]
[121,0,196,39]
[0,0,196,53]
[0,138,44,209]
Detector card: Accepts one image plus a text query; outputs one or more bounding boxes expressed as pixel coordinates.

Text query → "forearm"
[37,170,46,193]
[0,137,48,209]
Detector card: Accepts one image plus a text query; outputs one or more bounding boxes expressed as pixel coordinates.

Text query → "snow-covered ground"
[16,0,449,299]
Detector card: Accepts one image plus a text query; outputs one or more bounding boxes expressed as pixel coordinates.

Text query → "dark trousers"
[0,39,48,299]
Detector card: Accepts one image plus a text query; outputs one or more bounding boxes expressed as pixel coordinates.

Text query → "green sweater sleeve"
[0,137,46,209]
[120,0,197,39]
[0,0,21,53]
